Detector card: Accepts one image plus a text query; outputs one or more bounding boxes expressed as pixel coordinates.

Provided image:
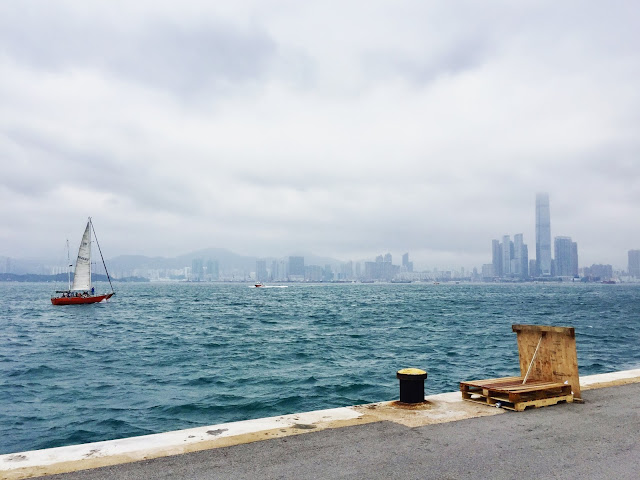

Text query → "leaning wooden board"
[512,324,581,400]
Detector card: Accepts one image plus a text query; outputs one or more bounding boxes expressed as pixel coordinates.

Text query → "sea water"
[1,282,639,454]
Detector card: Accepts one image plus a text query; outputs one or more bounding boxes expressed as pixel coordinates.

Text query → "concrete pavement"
[3,370,639,480]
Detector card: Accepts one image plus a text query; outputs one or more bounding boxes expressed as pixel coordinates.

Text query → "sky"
[1,0,639,271]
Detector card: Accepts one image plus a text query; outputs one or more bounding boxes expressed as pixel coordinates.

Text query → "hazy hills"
[107,248,343,273]
[1,249,344,276]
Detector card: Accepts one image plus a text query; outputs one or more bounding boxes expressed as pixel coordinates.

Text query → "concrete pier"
[2,369,639,480]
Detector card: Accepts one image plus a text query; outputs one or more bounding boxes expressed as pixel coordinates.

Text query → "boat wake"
[249,285,288,289]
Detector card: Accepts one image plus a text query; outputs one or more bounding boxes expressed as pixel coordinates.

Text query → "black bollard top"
[396,368,427,381]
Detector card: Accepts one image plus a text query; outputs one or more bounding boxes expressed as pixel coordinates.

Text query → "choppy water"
[1,282,639,454]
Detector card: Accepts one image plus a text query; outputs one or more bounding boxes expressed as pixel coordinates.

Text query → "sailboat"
[51,218,115,305]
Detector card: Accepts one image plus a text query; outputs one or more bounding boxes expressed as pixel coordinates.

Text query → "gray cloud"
[1,1,639,270]
[0,3,276,94]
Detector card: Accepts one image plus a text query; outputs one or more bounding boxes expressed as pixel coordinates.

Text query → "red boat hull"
[51,293,114,306]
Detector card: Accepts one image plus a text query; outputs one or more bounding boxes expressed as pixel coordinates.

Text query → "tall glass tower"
[535,193,552,276]
[554,236,573,277]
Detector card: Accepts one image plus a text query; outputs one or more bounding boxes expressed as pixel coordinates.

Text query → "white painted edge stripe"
[580,368,640,387]
[2,369,640,473]
[1,407,361,471]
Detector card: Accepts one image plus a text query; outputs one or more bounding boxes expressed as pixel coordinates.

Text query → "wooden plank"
[461,394,573,411]
[460,377,524,388]
[461,378,569,394]
[512,324,581,400]
[461,376,522,385]
[512,324,575,336]
[512,394,574,412]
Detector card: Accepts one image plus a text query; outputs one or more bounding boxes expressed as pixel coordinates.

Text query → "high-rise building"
[502,235,512,275]
[272,259,288,281]
[191,258,203,281]
[339,261,353,280]
[492,240,502,277]
[365,253,397,280]
[481,264,494,280]
[513,233,529,279]
[554,236,576,277]
[402,253,413,272]
[529,259,536,278]
[536,193,552,276]
[491,234,528,279]
[305,265,323,282]
[206,259,219,280]
[571,241,578,277]
[628,250,640,277]
[513,234,523,277]
[288,256,305,280]
[255,260,268,282]
[364,261,382,280]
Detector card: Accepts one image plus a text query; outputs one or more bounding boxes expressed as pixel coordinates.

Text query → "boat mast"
[89,217,115,294]
[66,239,71,291]
[88,219,92,289]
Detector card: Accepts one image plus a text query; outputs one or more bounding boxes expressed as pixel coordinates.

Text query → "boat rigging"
[51,217,115,305]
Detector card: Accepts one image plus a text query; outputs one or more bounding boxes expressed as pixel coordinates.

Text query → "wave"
[184,376,226,387]
[2,282,640,454]
[8,365,60,378]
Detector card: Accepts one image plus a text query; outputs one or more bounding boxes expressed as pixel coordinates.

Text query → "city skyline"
[1,2,639,270]
[1,185,637,276]
[4,242,639,283]
[1,201,637,273]
[488,193,588,280]
[124,247,640,282]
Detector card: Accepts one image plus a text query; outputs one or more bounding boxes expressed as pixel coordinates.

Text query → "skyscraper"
[288,256,305,280]
[554,236,574,277]
[513,233,529,279]
[191,258,203,281]
[535,193,552,276]
[502,235,512,275]
[571,241,578,277]
[492,239,502,277]
[402,253,413,272]
[629,250,640,277]
[255,260,268,282]
[206,259,219,280]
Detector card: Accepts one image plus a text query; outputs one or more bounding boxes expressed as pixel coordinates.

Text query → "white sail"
[71,221,92,291]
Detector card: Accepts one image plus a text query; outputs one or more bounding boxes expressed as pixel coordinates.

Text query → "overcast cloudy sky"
[1,0,639,270]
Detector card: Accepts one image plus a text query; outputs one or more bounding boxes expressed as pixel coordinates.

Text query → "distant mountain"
[2,249,344,277]
[175,248,257,271]
[292,253,344,268]
[0,256,59,275]
[106,248,258,273]
[0,273,147,283]
[106,255,183,272]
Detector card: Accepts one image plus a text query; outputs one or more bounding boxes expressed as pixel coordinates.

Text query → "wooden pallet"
[460,376,573,411]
